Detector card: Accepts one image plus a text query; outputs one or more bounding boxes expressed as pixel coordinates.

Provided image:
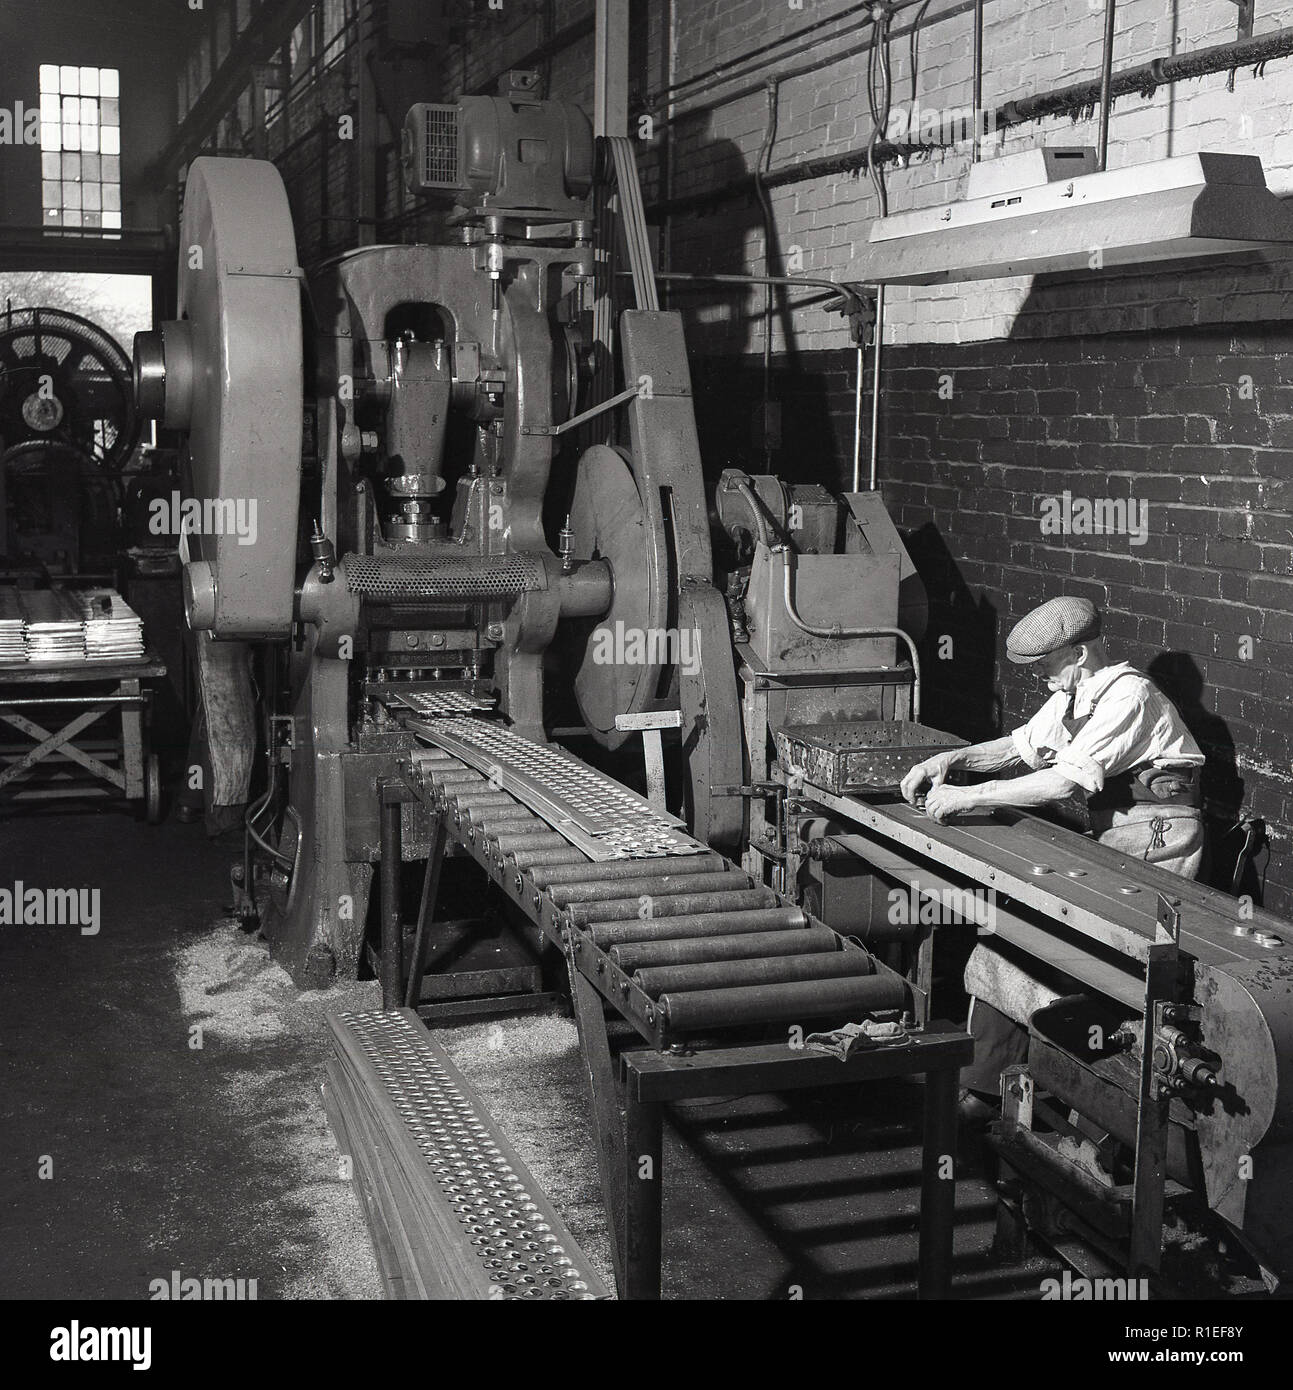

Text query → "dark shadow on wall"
[668,138,849,480]
[1147,652,1252,898]
[901,523,1001,742]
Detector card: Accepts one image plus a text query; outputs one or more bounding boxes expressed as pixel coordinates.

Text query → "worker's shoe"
[957,1088,999,1174]
[958,1087,997,1129]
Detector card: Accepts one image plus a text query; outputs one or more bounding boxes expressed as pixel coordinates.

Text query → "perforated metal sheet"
[416,721,702,860]
[345,553,544,599]
[390,690,499,716]
[335,1009,606,1299]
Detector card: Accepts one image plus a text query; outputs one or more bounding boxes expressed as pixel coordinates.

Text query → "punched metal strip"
[409,751,893,1048]
[415,720,699,860]
[332,1009,608,1299]
[345,553,545,599]
[390,690,500,716]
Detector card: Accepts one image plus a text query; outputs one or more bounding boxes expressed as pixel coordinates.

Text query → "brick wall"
[693,305,1293,912]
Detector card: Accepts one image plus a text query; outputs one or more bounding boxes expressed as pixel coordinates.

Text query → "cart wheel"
[145,753,164,824]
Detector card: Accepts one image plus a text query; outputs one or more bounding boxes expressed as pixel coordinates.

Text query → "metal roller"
[549,870,753,907]
[464,805,537,825]
[431,771,491,788]
[509,845,588,870]
[527,854,727,888]
[659,973,907,1031]
[566,887,773,927]
[635,950,874,999]
[450,791,520,808]
[609,925,840,973]
[490,829,570,854]
[590,907,806,948]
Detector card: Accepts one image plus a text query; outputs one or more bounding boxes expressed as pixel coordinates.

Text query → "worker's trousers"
[960,805,1204,1096]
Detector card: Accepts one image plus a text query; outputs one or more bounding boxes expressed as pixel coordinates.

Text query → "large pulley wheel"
[0,306,139,469]
[570,444,669,750]
[677,584,743,854]
[133,157,303,640]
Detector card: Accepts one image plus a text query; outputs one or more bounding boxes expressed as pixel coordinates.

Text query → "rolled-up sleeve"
[1050,688,1152,793]
[1012,693,1064,770]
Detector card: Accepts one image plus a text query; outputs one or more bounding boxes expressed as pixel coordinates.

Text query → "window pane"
[42,179,60,207]
[83,183,101,210]
[41,152,60,178]
[40,93,59,122]
[81,126,98,152]
[103,210,121,229]
[63,181,82,209]
[80,98,98,125]
[39,64,59,92]
[60,65,79,94]
[100,98,119,125]
[64,209,83,226]
[100,68,119,98]
[61,152,80,179]
[102,183,120,211]
[82,152,100,180]
[62,96,77,121]
[80,67,99,96]
[99,126,118,155]
[102,154,119,180]
[40,122,61,150]
[62,123,80,150]
[83,210,101,228]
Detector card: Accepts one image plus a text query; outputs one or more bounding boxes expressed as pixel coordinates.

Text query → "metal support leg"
[623,1089,663,1301]
[568,964,627,1292]
[918,1063,958,1298]
[379,784,403,1010]
[404,814,446,1008]
[1129,896,1181,1277]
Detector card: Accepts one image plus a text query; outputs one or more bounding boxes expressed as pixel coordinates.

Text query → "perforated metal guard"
[345,554,544,600]
[417,721,701,860]
[334,1009,607,1299]
[419,105,460,187]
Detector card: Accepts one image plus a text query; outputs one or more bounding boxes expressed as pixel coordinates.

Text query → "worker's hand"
[923,784,976,824]
[900,751,956,805]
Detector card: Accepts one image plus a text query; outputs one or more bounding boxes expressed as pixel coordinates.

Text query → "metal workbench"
[0,650,167,818]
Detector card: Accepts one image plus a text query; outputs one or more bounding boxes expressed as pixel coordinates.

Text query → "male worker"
[899,595,1205,1115]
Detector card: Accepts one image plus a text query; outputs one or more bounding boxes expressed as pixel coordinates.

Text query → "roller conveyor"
[405,736,905,1048]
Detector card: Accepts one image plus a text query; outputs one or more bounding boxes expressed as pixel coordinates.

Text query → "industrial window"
[38,65,121,236]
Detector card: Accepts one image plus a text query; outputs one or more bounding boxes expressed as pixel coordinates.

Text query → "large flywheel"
[132,157,303,640]
[569,441,743,853]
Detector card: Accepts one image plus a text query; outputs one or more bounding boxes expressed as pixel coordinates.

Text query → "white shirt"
[1010,661,1205,795]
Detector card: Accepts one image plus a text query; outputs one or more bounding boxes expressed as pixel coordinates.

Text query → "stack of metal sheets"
[76,589,146,661]
[0,590,25,664]
[22,591,85,664]
[324,1009,609,1300]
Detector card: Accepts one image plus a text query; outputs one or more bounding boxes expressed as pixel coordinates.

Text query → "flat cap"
[1006,596,1101,664]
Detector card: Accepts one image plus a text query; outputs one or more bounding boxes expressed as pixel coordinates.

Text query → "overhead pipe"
[1097,0,1118,170]
[648,0,984,116]
[971,0,984,163]
[648,22,1293,220]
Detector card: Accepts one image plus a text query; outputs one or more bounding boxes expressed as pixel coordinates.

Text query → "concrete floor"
[1,805,1052,1300]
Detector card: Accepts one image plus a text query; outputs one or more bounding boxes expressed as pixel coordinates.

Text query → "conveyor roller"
[634,949,873,998]
[409,731,907,1045]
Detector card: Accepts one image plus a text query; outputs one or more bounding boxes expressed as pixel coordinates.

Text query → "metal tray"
[774,720,967,794]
